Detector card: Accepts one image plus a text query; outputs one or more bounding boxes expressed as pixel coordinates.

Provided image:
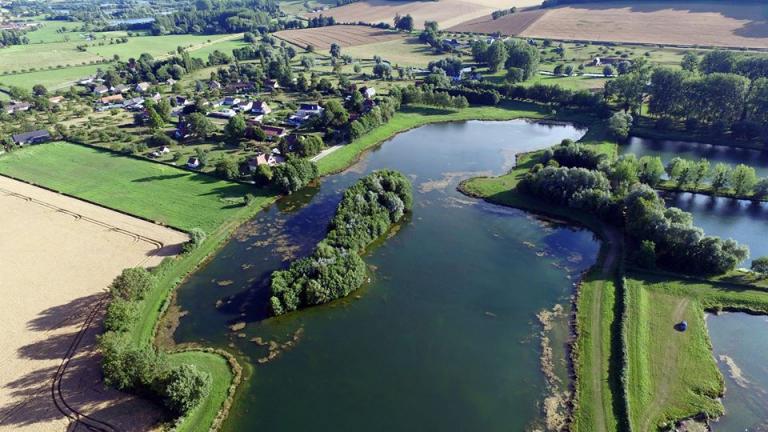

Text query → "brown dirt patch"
[0,176,188,431]
[520,2,768,49]
[306,0,543,30]
[448,8,546,34]
[273,24,406,50]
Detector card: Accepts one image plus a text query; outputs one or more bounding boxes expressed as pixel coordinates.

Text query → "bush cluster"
[271,157,319,194]
[270,170,413,315]
[99,267,211,418]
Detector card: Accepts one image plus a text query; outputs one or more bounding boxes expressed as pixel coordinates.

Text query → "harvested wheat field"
[307,0,542,30]
[516,2,768,49]
[0,176,188,432]
[273,24,405,50]
[448,8,546,34]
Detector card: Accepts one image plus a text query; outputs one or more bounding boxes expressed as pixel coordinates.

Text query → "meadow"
[0,64,105,90]
[0,142,256,232]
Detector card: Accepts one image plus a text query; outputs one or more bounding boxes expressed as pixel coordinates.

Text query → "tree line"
[270,170,413,315]
[522,139,751,275]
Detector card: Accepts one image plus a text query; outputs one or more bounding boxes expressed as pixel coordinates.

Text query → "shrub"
[184,228,207,253]
[271,157,319,194]
[752,257,768,275]
[100,332,168,390]
[104,298,139,332]
[162,364,212,415]
[109,268,155,301]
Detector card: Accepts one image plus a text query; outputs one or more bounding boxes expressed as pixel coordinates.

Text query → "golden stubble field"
[0,176,188,432]
[306,0,543,30]
[451,1,768,49]
[273,24,405,49]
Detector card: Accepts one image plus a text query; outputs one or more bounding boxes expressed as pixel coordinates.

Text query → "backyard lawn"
[0,141,261,232]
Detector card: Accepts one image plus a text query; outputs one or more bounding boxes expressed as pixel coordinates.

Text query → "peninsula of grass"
[168,351,235,432]
[623,272,768,430]
[0,141,264,232]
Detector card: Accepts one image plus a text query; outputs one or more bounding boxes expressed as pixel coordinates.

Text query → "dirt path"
[639,297,690,432]
[583,224,622,432]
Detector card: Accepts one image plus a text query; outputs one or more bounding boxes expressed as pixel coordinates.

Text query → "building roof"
[12,129,50,143]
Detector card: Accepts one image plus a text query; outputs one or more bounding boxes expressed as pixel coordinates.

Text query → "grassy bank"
[623,272,768,430]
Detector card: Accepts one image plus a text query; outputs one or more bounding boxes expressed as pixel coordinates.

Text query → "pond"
[663,192,768,266]
[707,313,768,431]
[171,120,601,431]
[620,136,768,178]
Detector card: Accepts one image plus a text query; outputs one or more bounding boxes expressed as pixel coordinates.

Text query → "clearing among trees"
[273,25,405,50]
[460,2,768,49]
[306,0,542,30]
[0,176,188,431]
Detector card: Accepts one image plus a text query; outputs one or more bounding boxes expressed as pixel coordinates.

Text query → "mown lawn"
[624,274,725,431]
[0,141,261,232]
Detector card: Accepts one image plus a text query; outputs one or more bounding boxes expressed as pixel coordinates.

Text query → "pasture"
[0,142,256,232]
[0,64,105,91]
[342,35,449,66]
[273,25,404,50]
[85,33,246,61]
[0,41,101,74]
[305,0,542,30]
[0,175,187,432]
[509,2,768,49]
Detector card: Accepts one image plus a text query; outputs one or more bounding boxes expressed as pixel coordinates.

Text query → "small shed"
[187,157,201,169]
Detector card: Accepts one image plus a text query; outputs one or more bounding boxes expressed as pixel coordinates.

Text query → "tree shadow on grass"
[131,173,189,183]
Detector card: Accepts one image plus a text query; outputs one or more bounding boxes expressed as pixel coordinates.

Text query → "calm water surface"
[707,313,768,431]
[663,193,768,266]
[172,120,601,431]
[620,137,768,178]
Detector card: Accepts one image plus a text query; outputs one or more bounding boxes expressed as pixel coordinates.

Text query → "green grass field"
[0,41,101,73]
[0,142,257,232]
[624,274,725,431]
[343,36,450,68]
[86,33,245,61]
[0,64,105,90]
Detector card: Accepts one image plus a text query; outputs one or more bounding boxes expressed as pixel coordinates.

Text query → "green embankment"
[0,142,261,232]
[623,272,768,430]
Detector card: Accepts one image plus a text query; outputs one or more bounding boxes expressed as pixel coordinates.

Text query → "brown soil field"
[508,2,768,49]
[448,8,546,34]
[273,24,405,50]
[0,176,188,432]
[306,0,542,30]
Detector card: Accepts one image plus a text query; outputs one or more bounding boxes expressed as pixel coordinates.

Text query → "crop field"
[343,36,450,66]
[305,0,542,30]
[448,8,546,34]
[507,2,768,49]
[274,25,405,50]
[0,142,255,232]
[0,175,186,432]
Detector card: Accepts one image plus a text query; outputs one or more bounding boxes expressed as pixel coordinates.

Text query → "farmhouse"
[251,100,272,115]
[360,86,376,99]
[208,109,237,119]
[264,79,280,91]
[261,125,288,141]
[209,80,222,90]
[135,82,151,93]
[297,103,324,117]
[5,102,30,114]
[92,85,109,95]
[187,157,201,169]
[12,129,51,145]
[112,84,130,94]
[100,94,125,104]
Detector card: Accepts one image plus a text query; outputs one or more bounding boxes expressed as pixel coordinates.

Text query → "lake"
[171,120,601,431]
[707,313,768,431]
[620,136,768,178]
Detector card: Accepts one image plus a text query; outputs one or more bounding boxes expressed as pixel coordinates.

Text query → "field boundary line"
[1,182,167,249]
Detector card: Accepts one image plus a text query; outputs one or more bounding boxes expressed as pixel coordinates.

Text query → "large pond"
[620,136,768,178]
[171,120,601,431]
[707,313,768,431]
